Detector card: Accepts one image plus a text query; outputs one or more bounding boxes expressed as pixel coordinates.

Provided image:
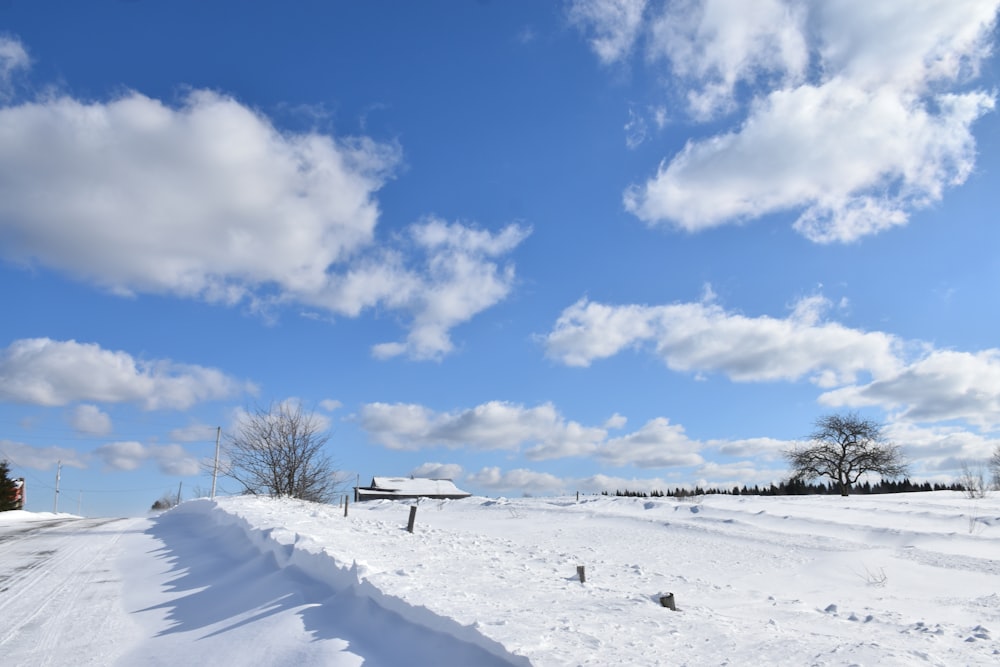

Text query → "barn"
[355,477,472,502]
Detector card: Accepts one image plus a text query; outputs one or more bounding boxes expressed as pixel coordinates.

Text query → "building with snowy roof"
[355,477,472,502]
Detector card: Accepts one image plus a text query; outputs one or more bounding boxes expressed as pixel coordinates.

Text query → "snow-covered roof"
[358,477,470,499]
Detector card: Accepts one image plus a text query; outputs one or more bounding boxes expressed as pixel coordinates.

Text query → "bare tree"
[786,413,908,496]
[221,402,341,503]
[990,445,1000,491]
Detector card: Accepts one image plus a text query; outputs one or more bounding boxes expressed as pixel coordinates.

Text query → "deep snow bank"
[168,493,1000,666]
[164,498,531,666]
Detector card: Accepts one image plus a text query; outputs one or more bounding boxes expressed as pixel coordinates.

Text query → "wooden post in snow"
[344,494,349,517]
[577,565,586,584]
[407,505,417,533]
[659,593,676,610]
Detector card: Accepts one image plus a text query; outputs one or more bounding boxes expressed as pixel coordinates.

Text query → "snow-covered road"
[0,516,144,665]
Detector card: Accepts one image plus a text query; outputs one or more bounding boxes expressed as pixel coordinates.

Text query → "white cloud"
[568,0,649,65]
[0,338,251,410]
[360,400,718,469]
[168,424,220,443]
[614,0,1000,242]
[693,461,785,488]
[648,0,808,119]
[69,404,112,436]
[0,87,528,360]
[592,417,703,468]
[604,413,627,429]
[543,295,902,385]
[885,421,1000,464]
[624,106,648,148]
[410,462,464,480]
[820,349,1000,429]
[357,400,605,453]
[545,292,1000,435]
[94,440,199,476]
[366,219,531,360]
[579,473,675,494]
[467,466,568,494]
[95,441,146,471]
[319,399,343,412]
[0,90,395,298]
[626,82,994,242]
[0,35,29,95]
[466,469,700,495]
[0,439,86,470]
[707,436,790,460]
[229,399,333,435]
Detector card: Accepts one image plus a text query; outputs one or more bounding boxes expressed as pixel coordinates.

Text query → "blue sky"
[2,1,999,516]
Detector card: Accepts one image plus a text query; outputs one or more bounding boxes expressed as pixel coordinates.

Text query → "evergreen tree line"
[600,478,966,499]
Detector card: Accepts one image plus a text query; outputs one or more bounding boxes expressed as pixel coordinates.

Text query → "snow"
[1,492,998,666]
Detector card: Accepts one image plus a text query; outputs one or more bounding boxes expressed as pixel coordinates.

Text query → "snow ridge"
[167,498,531,666]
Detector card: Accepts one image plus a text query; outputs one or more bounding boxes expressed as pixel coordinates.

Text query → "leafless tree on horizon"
[786,412,908,496]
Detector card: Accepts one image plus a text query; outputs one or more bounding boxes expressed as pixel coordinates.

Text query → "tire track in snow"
[0,517,140,665]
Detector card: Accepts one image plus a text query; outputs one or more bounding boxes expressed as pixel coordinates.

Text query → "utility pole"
[53,460,62,513]
[211,426,221,500]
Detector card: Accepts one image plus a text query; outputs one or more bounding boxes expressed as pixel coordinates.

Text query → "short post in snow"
[577,565,586,584]
[659,593,677,610]
[344,494,349,517]
[407,505,418,533]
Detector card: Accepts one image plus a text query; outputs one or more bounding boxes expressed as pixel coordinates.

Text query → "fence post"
[577,565,586,584]
[407,505,418,533]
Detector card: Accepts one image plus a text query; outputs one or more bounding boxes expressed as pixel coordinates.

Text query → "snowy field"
[0,492,998,666]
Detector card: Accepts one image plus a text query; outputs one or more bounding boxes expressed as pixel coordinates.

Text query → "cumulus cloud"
[0,338,251,410]
[0,90,393,297]
[467,466,568,494]
[229,398,334,435]
[592,418,703,468]
[69,404,113,436]
[544,294,902,385]
[94,441,200,476]
[692,461,786,488]
[568,0,649,64]
[410,462,464,480]
[0,85,528,360]
[885,421,1000,465]
[365,219,530,360]
[359,400,715,469]
[707,436,790,460]
[466,469,710,495]
[545,291,1000,433]
[820,349,1000,430]
[585,0,1000,242]
[648,0,808,119]
[357,401,607,453]
[168,424,220,443]
[0,439,86,470]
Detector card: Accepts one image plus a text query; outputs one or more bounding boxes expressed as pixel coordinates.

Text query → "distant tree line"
[600,478,966,499]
